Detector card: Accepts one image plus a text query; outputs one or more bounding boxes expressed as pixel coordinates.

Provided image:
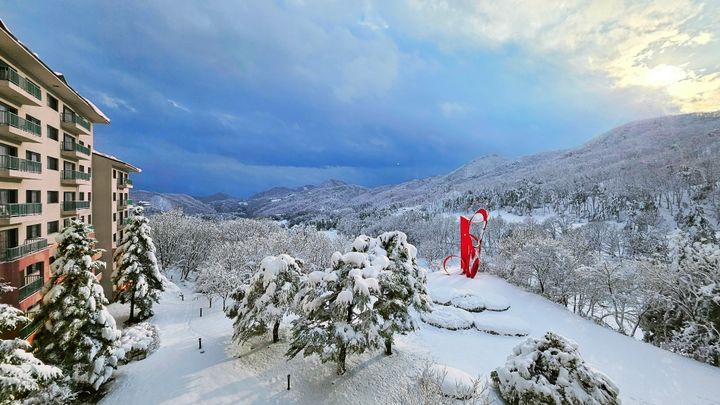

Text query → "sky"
[3,0,719,197]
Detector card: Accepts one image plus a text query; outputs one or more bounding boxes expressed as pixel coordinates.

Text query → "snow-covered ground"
[102,269,720,405]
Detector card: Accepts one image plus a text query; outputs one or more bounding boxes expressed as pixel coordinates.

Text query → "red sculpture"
[442,208,489,278]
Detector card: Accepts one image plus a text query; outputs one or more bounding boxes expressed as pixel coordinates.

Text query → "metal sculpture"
[442,208,489,278]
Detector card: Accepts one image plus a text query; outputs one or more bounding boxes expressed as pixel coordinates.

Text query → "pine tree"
[0,282,69,404]
[230,254,303,344]
[353,232,431,355]
[113,206,164,323]
[287,250,382,375]
[33,220,122,391]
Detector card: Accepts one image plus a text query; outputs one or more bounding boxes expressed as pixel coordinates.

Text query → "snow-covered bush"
[230,255,304,344]
[118,322,160,364]
[397,362,489,405]
[113,206,164,323]
[491,331,620,405]
[33,220,123,391]
[287,250,382,375]
[352,232,431,355]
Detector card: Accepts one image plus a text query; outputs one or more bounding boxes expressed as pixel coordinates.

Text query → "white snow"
[420,305,474,330]
[102,267,720,404]
[428,364,478,399]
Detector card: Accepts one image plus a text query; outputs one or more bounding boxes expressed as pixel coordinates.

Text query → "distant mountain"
[137,112,720,218]
[131,190,216,215]
[194,192,235,203]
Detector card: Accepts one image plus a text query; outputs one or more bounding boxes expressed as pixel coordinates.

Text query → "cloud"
[93,91,136,112]
[167,99,190,112]
[439,101,469,118]
[380,0,720,112]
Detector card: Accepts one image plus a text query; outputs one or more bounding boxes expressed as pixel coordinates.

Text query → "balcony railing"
[0,65,42,100]
[61,170,90,181]
[0,111,42,137]
[0,155,42,173]
[0,203,42,218]
[61,111,91,131]
[62,141,91,156]
[18,320,41,339]
[0,238,48,262]
[118,200,128,208]
[18,274,43,300]
[63,200,90,211]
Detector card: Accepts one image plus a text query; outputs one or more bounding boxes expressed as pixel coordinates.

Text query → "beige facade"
[0,21,111,331]
[91,151,139,298]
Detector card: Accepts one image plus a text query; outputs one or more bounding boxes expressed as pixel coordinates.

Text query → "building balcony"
[0,155,42,180]
[0,238,48,263]
[0,203,42,225]
[0,111,42,143]
[60,141,91,161]
[62,200,90,215]
[60,111,91,136]
[61,170,90,185]
[18,274,43,301]
[117,178,134,189]
[117,199,128,209]
[0,66,42,107]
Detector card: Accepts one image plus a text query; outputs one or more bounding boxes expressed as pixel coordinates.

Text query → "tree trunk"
[273,320,280,343]
[384,337,392,356]
[337,344,347,375]
[129,283,136,323]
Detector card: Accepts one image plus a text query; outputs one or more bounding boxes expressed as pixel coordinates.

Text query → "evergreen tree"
[353,232,431,355]
[0,282,69,403]
[229,254,303,344]
[642,230,720,366]
[287,250,382,375]
[113,206,164,323]
[33,220,122,390]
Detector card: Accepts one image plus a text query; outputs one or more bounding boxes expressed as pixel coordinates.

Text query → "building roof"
[0,19,110,124]
[92,150,141,173]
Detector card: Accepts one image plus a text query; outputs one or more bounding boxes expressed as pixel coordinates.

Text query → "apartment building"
[91,151,139,298]
[0,21,109,324]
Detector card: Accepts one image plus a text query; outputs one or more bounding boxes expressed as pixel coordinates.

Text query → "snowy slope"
[102,268,720,405]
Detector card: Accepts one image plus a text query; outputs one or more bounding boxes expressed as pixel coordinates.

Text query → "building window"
[113,192,116,202]
[119,212,123,222]
[47,157,58,171]
[25,190,40,203]
[47,125,59,141]
[26,224,41,239]
[24,262,43,284]
[47,95,59,111]
[88,192,92,202]
[113,233,116,243]
[113,213,116,222]
[79,192,85,201]
[47,220,59,234]
[47,191,59,203]
[113,170,116,179]
[25,151,41,163]
[80,216,84,223]
[88,215,91,225]
[25,115,41,135]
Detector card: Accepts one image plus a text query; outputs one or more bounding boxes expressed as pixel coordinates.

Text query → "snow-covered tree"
[0,282,70,404]
[642,230,720,365]
[352,232,431,355]
[287,250,382,375]
[491,331,620,405]
[149,208,186,271]
[230,255,304,344]
[196,243,248,311]
[33,220,122,390]
[113,206,164,323]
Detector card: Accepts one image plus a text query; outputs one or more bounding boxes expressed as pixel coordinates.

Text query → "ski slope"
[102,270,720,404]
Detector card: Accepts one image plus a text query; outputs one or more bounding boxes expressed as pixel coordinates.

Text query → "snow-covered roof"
[93,150,141,173]
[0,19,110,124]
